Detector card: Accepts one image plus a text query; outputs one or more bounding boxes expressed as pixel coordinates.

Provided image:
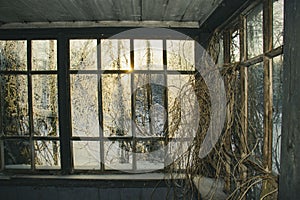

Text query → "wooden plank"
[20,0,74,22]
[115,0,141,21]
[182,0,221,22]
[0,7,21,23]
[261,1,275,198]
[0,21,200,29]
[262,0,273,175]
[163,0,194,21]
[279,0,300,198]
[0,0,48,22]
[56,0,95,21]
[142,0,168,20]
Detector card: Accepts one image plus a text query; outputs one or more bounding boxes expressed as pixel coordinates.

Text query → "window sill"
[0,173,186,188]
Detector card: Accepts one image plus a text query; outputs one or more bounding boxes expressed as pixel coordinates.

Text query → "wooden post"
[279,0,300,199]
[239,15,248,199]
[223,30,231,193]
[261,0,276,198]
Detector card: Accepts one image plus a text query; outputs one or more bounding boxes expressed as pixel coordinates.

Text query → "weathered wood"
[263,0,273,175]
[182,0,221,23]
[163,0,194,21]
[0,0,222,26]
[239,16,248,200]
[142,0,168,20]
[261,0,275,198]
[58,37,72,174]
[0,21,200,29]
[279,0,300,199]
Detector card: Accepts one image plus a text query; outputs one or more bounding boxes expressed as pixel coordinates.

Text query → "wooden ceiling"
[0,0,223,28]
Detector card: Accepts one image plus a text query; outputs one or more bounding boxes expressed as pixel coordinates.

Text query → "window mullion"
[131,39,137,172]
[98,38,105,172]
[262,0,273,172]
[58,37,72,174]
[163,39,168,168]
[27,39,35,171]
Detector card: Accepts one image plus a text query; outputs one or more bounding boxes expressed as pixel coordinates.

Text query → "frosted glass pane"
[168,74,197,138]
[272,55,283,173]
[217,38,224,67]
[247,63,264,155]
[32,75,59,137]
[102,74,131,137]
[101,39,130,70]
[35,140,60,169]
[0,75,29,136]
[167,40,194,71]
[70,39,97,70]
[134,40,163,70]
[247,4,263,58]
[273,0,284,48]
[136,140,165,170]
[0,40,27,71]
[73,141,100,170]
[32,40,57,70]
[104,141,132,170]
[71,74,99,137]
[134,74,166,137]
[231,30,240,63]
[4,140,31,169]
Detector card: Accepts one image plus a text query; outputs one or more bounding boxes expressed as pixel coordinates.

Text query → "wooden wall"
[279,0,300,199]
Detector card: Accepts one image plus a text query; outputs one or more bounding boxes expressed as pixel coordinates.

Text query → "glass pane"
[73,141,100,170]
[217,38,224,67]
[134,74,166,137]
[247,4,263,58]
[272,55,283,173]
[136,140,165,170]
[231,30,240,63]
[104,141,132,170]
[4,140,31,169]
[167,40,194,71]
[167,141,190,169]
[0,75,29,136]
[101,39,130,70]
[0,40,27,71]
[134,40,163,70]
[247,63,264,156]
[71,74,99,137]
[32,75,59,137]
[35,140,60,169]
[102,74,131,137]
[70,39,97,70]
[32,40,57,70]
[168,74,197,138]
[273,0,284,48]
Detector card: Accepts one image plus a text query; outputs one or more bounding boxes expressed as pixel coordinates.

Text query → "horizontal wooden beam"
[0,20,200,29]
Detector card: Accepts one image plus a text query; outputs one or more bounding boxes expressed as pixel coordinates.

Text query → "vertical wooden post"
[261,0,275,198]
[223,30,231,193]
[58,36,72,174]
[279,0,300,198]
[262,0,273,174]
[239,15,248,200]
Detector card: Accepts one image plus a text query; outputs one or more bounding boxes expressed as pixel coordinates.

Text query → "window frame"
[0,28,201,175]
[221,0,284,174]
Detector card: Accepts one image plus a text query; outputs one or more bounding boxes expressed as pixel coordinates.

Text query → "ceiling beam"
[0,20,200,29]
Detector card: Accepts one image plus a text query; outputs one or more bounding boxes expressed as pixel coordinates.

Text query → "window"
[223,1,284,173]
[69,39,195,172]
[219,1,284,197]
[0,35,196,173]
[0,40,59,170]
[246,3,263,59]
